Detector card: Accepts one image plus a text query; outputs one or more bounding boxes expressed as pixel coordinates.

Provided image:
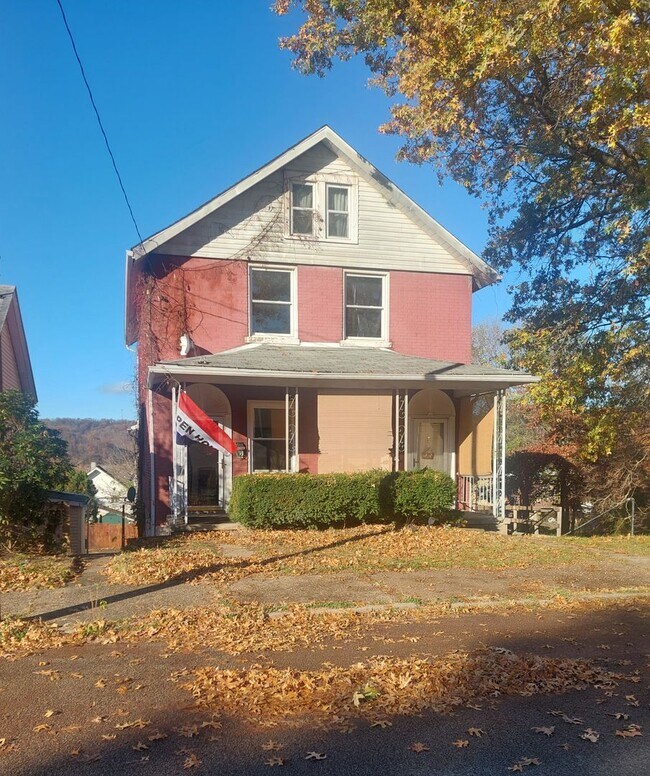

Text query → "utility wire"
[54,0,145,247]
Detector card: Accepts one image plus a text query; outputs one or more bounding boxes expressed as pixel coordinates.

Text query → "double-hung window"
[326,185,350,239]
[250,267,295,336]
[290,183,314,236]
[345,273,387,340]
[249,402,286,472]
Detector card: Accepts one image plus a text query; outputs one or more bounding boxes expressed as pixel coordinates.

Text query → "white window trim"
[247,264,299,344]
[290,181,316,238]
[325,183,352,241]
[342,270,390,347]
[284,172,358,244]
[247,400,287,474]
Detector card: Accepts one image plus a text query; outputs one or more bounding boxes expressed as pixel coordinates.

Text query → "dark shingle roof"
[161,344,533,381]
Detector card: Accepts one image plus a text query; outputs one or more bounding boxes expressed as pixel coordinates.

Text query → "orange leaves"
[183,649,617,732]
[183,752,202,769]
[616,725,643,739]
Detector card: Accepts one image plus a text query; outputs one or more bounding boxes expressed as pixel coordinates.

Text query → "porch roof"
[149,344,538,396]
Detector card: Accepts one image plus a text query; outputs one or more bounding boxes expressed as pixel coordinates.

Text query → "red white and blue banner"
[175,391,237,455]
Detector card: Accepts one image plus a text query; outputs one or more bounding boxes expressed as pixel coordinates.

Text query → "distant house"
[88,462,128,518]
[124,126,538,535]
[0,285,36,397]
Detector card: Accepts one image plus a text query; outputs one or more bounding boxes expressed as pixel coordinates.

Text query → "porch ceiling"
[149,344,538,396]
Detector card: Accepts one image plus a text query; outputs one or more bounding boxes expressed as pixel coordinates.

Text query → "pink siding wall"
[390,272,472,363]
[135,256,471,363]
[298,265,343,342]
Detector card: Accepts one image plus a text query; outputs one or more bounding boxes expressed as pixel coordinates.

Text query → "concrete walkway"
[2,547,649,628]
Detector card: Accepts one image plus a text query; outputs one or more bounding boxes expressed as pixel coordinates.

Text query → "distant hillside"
[44,418,137,485]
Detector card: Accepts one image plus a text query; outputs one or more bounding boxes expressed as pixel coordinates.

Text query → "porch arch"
[407,388,456,476]
[181,384,233,509]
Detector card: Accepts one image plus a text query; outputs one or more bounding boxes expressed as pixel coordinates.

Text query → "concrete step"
[459,511,500,531]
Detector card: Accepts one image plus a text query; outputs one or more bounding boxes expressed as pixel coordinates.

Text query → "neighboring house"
[87,462,128,518]
[0,285,36,397]
[125,126,537,536]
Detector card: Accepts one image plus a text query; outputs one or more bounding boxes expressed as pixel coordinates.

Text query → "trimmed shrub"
[392,469,457,523]
[229,469,390,529]
[229,468,458,529]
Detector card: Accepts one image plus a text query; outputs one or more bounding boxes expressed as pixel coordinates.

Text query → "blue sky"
[0,1,511,420]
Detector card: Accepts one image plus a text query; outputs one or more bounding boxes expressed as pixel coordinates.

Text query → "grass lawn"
[0,552,78,592]
[103,524,650,587]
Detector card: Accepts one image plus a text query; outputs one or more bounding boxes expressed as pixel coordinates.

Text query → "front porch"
[146,345,536,535]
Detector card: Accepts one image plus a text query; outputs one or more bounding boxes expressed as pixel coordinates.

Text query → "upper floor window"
[326,185,350,239]
[291,183,314,236]
[286,175,357,242]
[250,266,295,336]
[345,272,387,340]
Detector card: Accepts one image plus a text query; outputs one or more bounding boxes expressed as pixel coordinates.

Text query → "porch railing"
[457,474,494,513]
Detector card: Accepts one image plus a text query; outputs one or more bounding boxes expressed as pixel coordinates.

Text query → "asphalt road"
[1,603,647,775]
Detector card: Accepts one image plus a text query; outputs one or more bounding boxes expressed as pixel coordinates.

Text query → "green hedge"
[392,469,458,521]
[229,468,457,529]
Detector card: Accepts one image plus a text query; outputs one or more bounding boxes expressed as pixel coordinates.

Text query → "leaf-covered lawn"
[103,525,650,587]
[0,553,78,592]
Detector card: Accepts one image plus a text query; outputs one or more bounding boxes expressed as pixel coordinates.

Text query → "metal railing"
[457,474,494,512]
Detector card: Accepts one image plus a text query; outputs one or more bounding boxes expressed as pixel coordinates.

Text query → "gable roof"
[150,343,537,395]
[127,125,498,285]
[0,285,36,399]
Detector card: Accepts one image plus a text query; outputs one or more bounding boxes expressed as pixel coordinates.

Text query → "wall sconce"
[236,442,247,459]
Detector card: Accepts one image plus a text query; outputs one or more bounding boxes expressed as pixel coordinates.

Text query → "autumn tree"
[0,391,72,547]
[276,0,649,520]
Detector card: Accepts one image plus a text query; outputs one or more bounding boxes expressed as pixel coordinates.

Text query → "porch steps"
[459,511,500,532]
[184,510,243,532]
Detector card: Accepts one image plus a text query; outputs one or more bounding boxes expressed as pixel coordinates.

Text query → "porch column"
[394,388,408,471]
[492,390,507,521]
[286,387,299,472]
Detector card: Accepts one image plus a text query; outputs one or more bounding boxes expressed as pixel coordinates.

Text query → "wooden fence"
[87,522,138,553]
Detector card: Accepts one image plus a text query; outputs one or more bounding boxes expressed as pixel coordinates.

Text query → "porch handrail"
[457,474,494,512]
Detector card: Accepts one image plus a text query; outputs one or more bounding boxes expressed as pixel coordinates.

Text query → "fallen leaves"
[305,751,327,760]
[408,742,429,752]
[508,757,541,772]
[266,756,285,767]
[616,724,643,739]
[183,752,202,769]
[532,726,554,737]
[183,649,618,731]
[452,739,469,748]
[580,728,600,743]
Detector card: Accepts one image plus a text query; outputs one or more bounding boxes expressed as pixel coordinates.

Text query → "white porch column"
[286,387,299,472]
[147,387,156,537]
[492,390,507,521]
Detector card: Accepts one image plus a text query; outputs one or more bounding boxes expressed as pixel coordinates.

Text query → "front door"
[187,443,220,508]
[411,418,448,473]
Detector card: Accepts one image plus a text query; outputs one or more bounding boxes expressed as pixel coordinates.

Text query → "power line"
[54,0,145,247]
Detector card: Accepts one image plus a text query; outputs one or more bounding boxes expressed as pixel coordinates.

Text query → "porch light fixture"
[236,442,247,459]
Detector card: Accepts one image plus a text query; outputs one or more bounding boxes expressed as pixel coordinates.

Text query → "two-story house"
[125,127,537,535]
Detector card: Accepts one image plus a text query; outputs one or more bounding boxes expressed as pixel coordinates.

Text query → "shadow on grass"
[25,526,395,623]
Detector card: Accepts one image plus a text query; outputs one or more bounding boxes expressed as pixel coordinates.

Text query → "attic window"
[291,183,314,235]
[326,185,349,239]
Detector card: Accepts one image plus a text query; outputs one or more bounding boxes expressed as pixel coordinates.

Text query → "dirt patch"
[229,572,394,606]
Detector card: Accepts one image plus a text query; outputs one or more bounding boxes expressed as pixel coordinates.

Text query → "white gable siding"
[157,144,471,276]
